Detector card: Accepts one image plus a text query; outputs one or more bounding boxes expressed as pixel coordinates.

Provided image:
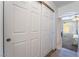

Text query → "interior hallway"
[0,1,79,57]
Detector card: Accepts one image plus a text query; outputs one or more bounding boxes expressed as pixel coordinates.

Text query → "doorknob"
[61,32,63,37]
[6,38,11,42]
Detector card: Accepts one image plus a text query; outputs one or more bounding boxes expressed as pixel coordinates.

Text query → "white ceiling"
[53,1,74,8]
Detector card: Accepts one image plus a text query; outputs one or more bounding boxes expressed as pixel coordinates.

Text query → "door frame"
[56,17,62,49]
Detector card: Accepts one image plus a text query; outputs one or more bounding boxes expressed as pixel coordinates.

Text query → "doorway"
[62,16,78,52]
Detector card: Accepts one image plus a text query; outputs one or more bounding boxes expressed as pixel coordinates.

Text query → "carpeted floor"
[49,48,77,57]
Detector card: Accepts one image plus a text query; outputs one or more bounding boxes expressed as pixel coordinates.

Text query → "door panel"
[13,5,26,33]
[13,1,28,9]
[31,39,40,57]
[14,41,26,57]
[13,33,26,43]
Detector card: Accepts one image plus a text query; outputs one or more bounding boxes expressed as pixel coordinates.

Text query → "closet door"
[41,4,53,56]
[4,2,31,57]
[49,11,56,52]
[29,2,41,57]
[4,1,41,57]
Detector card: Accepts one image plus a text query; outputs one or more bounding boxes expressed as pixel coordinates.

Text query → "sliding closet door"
[50,13,56,49]
[29,2,41,57]
[41,4,54,56]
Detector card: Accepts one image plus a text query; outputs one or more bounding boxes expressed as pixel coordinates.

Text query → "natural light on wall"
[63,22,71,33]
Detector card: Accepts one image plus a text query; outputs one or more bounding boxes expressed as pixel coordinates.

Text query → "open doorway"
[62,15,78,52]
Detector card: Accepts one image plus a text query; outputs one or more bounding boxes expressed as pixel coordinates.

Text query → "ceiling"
[53,1,74,8]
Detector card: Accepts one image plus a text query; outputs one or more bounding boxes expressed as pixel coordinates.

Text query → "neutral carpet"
[50,48,77,57]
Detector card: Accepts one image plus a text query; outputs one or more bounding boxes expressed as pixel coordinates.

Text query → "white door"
[29,2,41,57]
[4,1,41,57]
[41,4,53,56]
